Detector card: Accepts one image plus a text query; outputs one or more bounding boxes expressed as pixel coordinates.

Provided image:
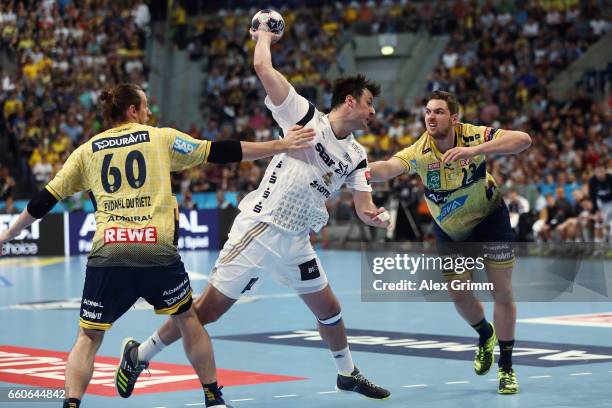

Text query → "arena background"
[0,1,611,407]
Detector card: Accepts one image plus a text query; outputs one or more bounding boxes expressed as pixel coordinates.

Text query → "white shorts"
[209,212,328,299]
[599,201,612,226]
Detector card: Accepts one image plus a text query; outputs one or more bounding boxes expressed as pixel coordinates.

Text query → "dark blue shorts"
[79,261,193,331]
[434,203,515,273]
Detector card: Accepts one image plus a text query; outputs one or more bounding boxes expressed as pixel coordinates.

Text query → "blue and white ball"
[251,9,285,36]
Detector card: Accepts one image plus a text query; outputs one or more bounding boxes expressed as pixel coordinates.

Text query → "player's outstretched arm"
[369,157,407,182]
[240,125,315,161]
[251,29,291,106]
[442,130,531,163]
[353,191,392,229]
[0,189,58,248]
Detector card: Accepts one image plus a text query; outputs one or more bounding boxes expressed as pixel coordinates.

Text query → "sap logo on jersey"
[104,227,158,244]
[437,195,468,222]
[173,137,198,155]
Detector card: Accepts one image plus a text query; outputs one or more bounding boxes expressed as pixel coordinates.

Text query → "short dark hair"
[100,83,143,124]
[330,74,381,110]
[428,90,459,115]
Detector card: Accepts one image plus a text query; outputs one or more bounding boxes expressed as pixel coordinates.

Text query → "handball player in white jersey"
[128,26,391,400]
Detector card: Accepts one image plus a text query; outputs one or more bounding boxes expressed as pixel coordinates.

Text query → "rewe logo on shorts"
[104,227,157,244]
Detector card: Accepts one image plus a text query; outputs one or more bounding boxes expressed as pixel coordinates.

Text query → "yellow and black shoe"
[115,337,148,398]
[474,324,496,375]
[336,367,391,400]
[204,384,234,407]
[498,367,519,394]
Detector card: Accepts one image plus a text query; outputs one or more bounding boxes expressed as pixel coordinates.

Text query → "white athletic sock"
[331,346,355,376]
[138,331,166,363]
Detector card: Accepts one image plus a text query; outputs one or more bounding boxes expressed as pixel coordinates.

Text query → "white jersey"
[239,86,372,233]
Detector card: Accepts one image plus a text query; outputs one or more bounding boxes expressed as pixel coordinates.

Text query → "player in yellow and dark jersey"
[369,90,531,395]
[0,83,315,408]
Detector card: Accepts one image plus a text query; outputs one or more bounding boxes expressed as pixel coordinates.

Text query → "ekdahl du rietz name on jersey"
[103,195,152,211]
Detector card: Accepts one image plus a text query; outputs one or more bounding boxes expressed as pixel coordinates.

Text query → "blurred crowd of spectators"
[0,0,610,243]
[0,0,150,195]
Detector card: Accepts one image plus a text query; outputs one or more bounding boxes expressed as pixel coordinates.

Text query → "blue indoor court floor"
[0,250,611,408]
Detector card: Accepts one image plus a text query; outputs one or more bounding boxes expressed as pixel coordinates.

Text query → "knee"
[317,299,341,322]
[195,304,223,325]
[491,288,514,304]
[313,296,342,326]
[78,328,104,347]
[448,287,472,304]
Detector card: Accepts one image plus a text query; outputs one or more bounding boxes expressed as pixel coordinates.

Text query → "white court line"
[273,394,298,398]
[403,384,427,388]
[445,381,469,385]
[317,391,338,394]
[185,403,205,406]
[570,372,592,376]
[529,375,552,379]
[487,378,498,382]
[229,398,255,402]
[240,290,361,302]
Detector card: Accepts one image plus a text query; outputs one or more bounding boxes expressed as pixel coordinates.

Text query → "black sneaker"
[204,385,233,407]
[115,337,148,398]
[336,367,390,400]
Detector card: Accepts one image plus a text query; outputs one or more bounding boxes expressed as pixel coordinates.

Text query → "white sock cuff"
[331,346,354,375]
[151,331,166,349]
[137,331,166,363]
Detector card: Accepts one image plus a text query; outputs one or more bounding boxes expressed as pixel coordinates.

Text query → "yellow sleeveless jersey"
[393,122,504,241]
[45,122,211,267]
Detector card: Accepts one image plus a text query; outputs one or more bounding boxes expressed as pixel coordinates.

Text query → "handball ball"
[251,9,285,36]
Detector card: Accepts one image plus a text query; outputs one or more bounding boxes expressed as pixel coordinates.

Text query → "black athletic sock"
[471,318,493,346]
[203,381,224,406]
[498,339,515,371]
[63,398,81,408]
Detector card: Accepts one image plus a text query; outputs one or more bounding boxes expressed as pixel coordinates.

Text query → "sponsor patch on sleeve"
[172,136,198,155]
[484,127,499,142]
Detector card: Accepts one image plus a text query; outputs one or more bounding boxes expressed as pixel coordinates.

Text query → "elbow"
[517,131,531,151]
[253,61,271,74]
[513,130,531,154]
[522,131,532,148]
